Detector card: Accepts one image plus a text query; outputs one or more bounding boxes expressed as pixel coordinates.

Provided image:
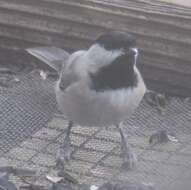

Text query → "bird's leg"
[116,123,137,170]
[56,121,73,170]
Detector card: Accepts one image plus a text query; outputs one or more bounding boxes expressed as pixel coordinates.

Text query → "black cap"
[95,31,136,51]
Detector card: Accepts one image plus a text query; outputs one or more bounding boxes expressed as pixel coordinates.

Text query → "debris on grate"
[98,181,155,190]
[0,167,36,177]
[149,130,178,145]
[46,175,63,184]
[39,70,48,80]
[144,90,169,115]
[90,185,98,190]
[0,166,36,190]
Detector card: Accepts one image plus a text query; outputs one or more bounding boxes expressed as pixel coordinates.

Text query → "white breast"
[55,66,146,127]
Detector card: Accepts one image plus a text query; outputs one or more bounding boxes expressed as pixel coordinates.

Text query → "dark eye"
[128,49,135,57]
[128,48,138,57]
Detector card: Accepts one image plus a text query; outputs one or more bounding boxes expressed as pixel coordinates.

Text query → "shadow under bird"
[26,31,146,170]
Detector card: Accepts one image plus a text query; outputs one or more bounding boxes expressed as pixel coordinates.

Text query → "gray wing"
[58,50,86,91]
[26,46,70,73]
[59,69,79,91]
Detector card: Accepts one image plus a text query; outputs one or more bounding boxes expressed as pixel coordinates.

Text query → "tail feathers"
[26,46,70,72]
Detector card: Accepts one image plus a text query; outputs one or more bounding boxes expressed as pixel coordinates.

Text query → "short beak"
[130,48,138,57]
[130,48,138,65]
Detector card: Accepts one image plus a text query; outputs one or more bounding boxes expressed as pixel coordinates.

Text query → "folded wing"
[26,46,70,73]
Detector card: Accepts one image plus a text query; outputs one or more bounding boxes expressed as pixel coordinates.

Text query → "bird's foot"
[56,140,72,170]
[121,148,137,170]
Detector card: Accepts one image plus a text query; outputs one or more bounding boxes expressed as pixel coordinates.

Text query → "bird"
[26,31,146,170]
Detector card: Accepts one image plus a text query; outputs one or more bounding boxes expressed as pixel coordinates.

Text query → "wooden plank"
[0,0,190,96]
[159,0,191,7]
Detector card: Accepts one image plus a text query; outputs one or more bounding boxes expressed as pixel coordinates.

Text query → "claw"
[117,123,137,170]
[121,148,137,170]
[56,121,73,171]
[56,142,72,170]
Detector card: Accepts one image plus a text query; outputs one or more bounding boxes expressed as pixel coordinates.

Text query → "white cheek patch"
[87,44,123,68]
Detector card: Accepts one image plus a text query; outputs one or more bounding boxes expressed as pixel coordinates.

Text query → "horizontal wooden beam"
[0,0,190,96]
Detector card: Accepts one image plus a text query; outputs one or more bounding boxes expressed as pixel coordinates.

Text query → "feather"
[26,46,70,73]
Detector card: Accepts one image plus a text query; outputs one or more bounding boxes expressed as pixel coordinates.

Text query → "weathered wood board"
[0,0,190,96]
[159,0,191,7]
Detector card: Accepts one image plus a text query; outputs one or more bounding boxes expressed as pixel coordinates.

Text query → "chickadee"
[27,31,146,170]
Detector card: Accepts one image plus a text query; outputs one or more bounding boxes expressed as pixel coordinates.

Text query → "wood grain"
[0,0,190,96]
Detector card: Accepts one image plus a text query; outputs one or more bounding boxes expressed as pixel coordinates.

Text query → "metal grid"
[0,67,57,154]
[0,63,191,190]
